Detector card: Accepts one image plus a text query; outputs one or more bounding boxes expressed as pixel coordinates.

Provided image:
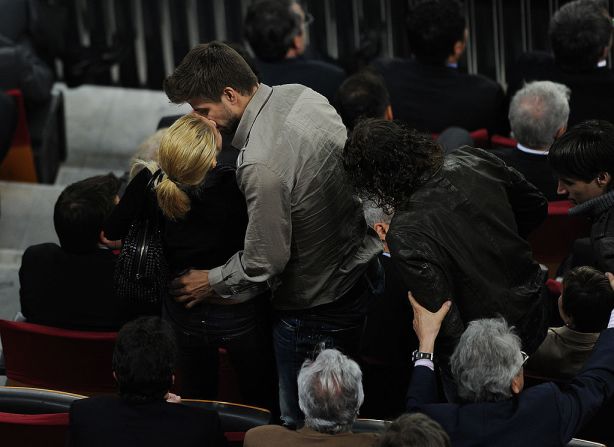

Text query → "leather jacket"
[387,147,549,357]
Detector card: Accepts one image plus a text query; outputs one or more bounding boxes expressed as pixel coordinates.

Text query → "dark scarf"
[568,190,614,217]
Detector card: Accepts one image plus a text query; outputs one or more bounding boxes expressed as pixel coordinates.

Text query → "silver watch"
[412,350,434,362]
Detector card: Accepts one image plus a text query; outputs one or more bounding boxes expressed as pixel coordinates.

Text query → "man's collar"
[598,59,607,68]
[516,143,548,156]
[231,83,273,149]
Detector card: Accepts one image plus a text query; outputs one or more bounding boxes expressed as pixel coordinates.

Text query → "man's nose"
[557,181,568,195]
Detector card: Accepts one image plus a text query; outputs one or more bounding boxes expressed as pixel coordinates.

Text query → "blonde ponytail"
[155,176,191,221]
[155,114,219,220]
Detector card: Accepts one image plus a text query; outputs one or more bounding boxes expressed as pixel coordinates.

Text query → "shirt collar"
[598,59,607,68]
[516,143,548,156]
[231,83,273,149]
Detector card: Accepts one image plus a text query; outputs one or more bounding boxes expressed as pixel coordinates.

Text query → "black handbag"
[114,169,168,315]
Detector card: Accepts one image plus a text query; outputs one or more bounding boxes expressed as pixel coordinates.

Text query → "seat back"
[491,134,517,148]
[469,128,489,148]
[182,399,271,446]
[0,320,117,394]
[0,386,83,447]
[567,439,606,447]
[0,89,38,182]
[0,386,84,414]
[528,200,590,275]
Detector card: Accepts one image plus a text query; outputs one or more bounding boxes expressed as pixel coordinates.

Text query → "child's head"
[560,266,614,332]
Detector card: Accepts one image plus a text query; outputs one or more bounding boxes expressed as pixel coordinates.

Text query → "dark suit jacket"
[255,56,345,103]
[507,52,614,128]
[490,146,564,202]
[19,243,125,331]
[407,329,614,447]
[372,57,508,134]
[68,395,227,447]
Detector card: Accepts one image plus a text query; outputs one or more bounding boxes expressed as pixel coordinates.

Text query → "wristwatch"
[412,350,434,362]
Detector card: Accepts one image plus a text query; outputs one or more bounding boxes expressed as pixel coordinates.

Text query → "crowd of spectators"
[10,0,614,446]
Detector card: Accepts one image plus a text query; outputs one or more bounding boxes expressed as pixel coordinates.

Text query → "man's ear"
[222,87,238,105]
[554,126,566,140]
[597,171,612,189]
[511,371,524,395]
[384,105,394,121]
[373,222,389,242]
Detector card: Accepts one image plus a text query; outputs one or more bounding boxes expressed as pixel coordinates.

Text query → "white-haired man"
[244,349,379,447]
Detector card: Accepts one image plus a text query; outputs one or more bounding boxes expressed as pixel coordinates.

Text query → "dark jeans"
[165,293,277,410]
[272,278,371,427]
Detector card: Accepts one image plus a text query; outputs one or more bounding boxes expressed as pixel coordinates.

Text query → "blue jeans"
[272,279,371,427]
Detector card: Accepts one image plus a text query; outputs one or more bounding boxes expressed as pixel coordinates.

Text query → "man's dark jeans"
[272,277,372,427]
[165,293,277,410]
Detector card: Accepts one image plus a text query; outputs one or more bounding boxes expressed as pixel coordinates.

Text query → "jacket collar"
[569,189,614,217]
[231,83,273,149]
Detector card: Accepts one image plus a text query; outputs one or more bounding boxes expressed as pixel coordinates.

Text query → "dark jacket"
[19,243,125,331]
[372,57,508,134]
[387,147,548,357]
[568,190,614,273]
[68,395,227,447]
[507,51,614,128]
[406,328,614,447]
[490,147,565,202]
[255,56,345,103]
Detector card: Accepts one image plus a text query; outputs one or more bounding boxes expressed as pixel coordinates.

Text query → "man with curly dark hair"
[343,119,550,370]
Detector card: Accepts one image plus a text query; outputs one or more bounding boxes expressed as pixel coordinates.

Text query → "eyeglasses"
[520,351,529,366]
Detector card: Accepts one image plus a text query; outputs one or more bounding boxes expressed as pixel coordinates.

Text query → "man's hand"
[169,269,218,309]
[408,291,452,353]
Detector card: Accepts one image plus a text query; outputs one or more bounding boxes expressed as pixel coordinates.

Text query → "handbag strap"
[142,169,164,219]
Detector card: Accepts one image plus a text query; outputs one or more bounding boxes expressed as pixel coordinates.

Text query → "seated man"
[406,286,614,446]
[244,349,379,447]
[549,120,614,272]
[244,0,345,103]
[507,0,614,127]
[69,317,226,447]
[491,80,570,201]
[19,174,126,331]
[378,413,450,447]
[526,266,614,380]
[334,69,471,154]
[344,119,549,361]
[372,0,507,134]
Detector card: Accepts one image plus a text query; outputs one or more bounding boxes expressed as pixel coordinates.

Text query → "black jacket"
[387,147,549,357]
[372,57,508,135]
[68,395,227,447]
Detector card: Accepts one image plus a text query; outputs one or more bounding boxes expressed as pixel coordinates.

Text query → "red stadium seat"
[491,134,517,148]
[0,320,117,395]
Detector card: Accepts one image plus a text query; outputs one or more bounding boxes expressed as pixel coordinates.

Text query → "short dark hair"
[549,0,612,71]
[164,41,259,103]
[244,0,300,62]
[53,174,120,253]
[379,413,451,447]
[549,120,614,185]
[406,0,466,65]
[334,69,390,131]
[562,266,614,332]
[112,317,177,403]
[343,119,443,213]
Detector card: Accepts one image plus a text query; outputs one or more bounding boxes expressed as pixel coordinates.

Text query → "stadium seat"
[528,200,590,275]
[0,320,117,394]
[0,90,37,182]
[182,399,271,446]
[352,418,389,433]
[491,134,517,148]
[0,386,84,447]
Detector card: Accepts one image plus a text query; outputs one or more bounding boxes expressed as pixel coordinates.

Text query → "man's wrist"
[418,339,436,354]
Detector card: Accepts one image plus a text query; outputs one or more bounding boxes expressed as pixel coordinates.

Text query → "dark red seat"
[0,320,117,394]
[491,134,517,148]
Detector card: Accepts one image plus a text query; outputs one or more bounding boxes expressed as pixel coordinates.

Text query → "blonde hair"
[154,114,218,220]
[129,128,168,179]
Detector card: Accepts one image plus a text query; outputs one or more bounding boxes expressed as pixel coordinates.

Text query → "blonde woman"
[104,114,275,409]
